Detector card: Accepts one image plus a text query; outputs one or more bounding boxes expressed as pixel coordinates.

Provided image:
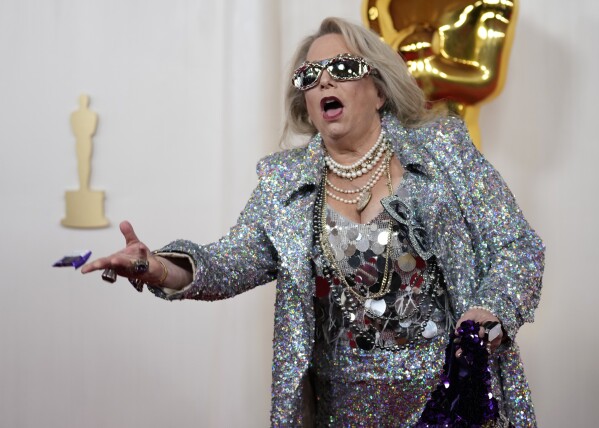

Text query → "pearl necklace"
[318,156,395,303]
[326,150,388,195]
[324,130,385,179]
[325,148,390,210]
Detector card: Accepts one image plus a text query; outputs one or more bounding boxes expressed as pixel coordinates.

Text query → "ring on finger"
[129,277,144,293]
[102,268,117,283]
[483,321,502,343]
[131,259,149,274]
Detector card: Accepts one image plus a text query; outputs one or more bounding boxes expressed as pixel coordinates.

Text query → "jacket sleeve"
[148,173,279,301]
[434,118,545,340]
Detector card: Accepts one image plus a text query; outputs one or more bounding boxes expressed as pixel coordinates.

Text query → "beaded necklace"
[313,149,445,351]
[325,148,391,210]
[324,130,385,179]
[324,131,388,212]
[321,152,394,302]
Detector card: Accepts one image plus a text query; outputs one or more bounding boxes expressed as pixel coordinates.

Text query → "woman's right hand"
[81,220,166,286]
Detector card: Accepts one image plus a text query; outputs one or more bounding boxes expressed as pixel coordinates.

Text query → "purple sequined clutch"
[415,320,501,428]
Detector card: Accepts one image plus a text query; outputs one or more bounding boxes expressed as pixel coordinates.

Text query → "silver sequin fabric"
[314,187,449,351]
[311,204,452,426]
[150,113,544,427]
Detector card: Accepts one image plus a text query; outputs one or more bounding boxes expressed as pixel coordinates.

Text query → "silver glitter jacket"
[153,114,544,427]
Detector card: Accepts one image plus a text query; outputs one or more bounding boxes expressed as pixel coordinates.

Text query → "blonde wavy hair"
[282,17,437,146]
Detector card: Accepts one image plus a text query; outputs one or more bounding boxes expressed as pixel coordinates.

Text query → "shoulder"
[408,115,479,172]
[256,146,310,178]
[407,115,470,147]
[253,141,323,203]
[388,114,473,178]
[255,142,323,187]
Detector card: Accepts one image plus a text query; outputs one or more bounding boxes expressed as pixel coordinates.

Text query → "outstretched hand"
[81,221,164,285]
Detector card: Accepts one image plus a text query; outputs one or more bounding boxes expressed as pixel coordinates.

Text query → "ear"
[376,90,386,111]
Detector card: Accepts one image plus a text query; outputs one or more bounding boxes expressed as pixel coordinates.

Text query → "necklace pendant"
[356,190,371,212]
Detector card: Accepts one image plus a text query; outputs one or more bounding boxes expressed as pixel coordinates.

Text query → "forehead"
[306,34,352,62]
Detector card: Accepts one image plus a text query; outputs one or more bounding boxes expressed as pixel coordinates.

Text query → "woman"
[82,17,544,427]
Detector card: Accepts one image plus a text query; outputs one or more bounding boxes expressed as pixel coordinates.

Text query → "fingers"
[456,309,499,330]
[455,308,503,353]
[120,220,141,247]
[81,257,110,274]
[80,220,148,276]
[81,252,136,275]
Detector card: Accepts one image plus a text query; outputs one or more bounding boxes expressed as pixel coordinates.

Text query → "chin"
[321,127,347,142]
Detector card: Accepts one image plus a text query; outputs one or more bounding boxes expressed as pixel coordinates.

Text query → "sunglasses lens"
[293,65,321,90]
[292,56,372,90]
[329,58,369,80]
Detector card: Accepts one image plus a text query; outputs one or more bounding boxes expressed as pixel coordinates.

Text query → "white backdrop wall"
[0,1,596,427]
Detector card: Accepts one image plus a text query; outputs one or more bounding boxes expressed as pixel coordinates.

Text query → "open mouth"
[321,97,344,120]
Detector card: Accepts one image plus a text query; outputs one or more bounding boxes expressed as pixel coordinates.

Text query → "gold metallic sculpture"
[362,0,518,148]
[61,94,109,228]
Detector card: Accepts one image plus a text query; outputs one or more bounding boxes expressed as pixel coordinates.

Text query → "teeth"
[323,98,341,111]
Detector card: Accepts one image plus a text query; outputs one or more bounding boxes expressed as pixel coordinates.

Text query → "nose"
[319,69,335,88]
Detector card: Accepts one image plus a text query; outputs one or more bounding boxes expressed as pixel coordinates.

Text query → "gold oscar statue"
[363,0,518,148]
[61,94,109,228]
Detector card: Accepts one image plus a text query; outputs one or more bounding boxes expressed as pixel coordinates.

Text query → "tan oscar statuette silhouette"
[61,94,109,228]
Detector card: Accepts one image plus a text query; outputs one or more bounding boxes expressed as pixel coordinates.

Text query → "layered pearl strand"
[324,130,389,211]
[324,130,386,180]
[325,149,390,205]
[317,155,396,303]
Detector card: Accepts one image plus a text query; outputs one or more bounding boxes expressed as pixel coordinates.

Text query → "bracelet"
[152,258,169,286]
[128,258,169,292]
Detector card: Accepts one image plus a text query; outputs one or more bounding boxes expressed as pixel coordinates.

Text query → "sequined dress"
[311,181,452,425]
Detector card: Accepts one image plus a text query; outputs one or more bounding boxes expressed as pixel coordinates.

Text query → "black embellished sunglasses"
[292,53,375,91]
